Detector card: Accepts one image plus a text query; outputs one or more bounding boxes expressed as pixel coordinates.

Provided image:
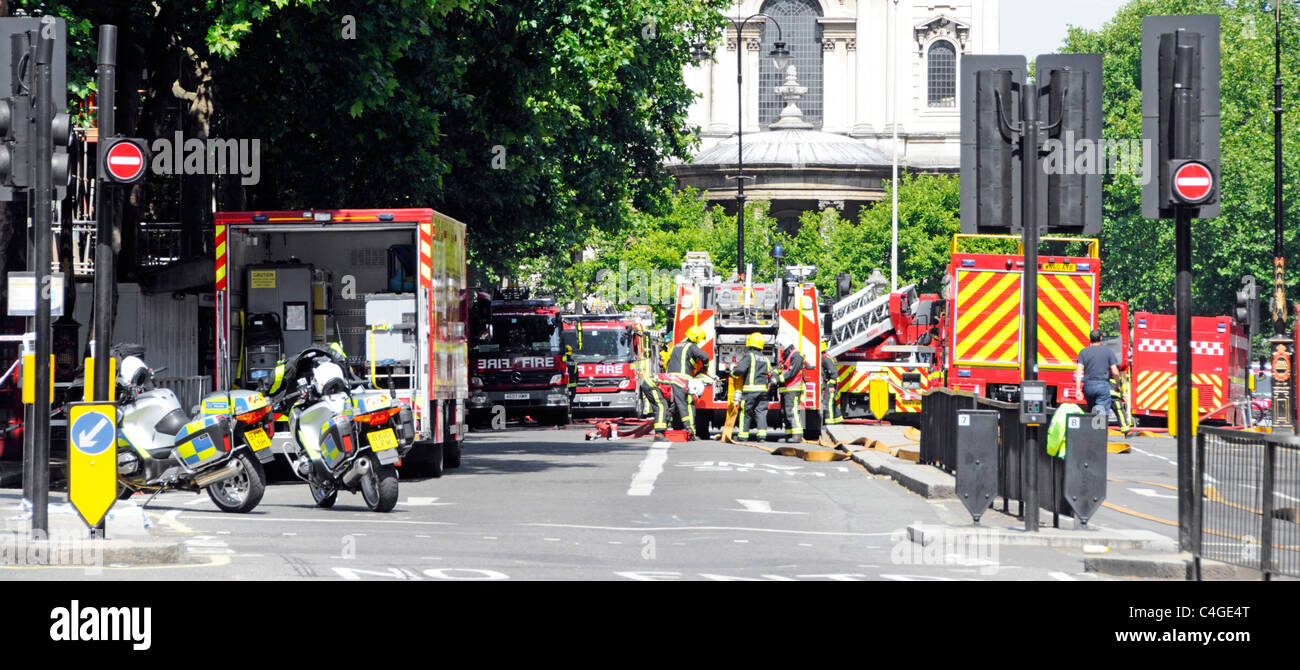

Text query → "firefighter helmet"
[745,332,765,350]
[775,333,794,350]
[685,326,706,344]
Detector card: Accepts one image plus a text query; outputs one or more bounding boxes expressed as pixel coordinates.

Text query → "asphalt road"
[3,423,1113,581]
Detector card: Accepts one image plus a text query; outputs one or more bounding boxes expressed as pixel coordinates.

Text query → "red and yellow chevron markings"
[953,270,1022,365]
[1036,272,1093,367]
[1134,370,1222,414]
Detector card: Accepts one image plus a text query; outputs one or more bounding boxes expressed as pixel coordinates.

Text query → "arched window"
[759,0,823,127]
[927,40,956,108]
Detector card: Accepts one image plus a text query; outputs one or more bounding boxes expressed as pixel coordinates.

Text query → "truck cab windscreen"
[473,315,561,354]
[561,329,632,363]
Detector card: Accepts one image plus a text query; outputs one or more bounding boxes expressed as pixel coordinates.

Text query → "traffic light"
[0,17,68,201]
[1037,54,1103,235]
[1236,274,1258,340]
[1141,15,1220,219]
[959,55,1026,234]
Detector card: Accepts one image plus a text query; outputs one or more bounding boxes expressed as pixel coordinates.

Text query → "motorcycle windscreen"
[174,416,230,469]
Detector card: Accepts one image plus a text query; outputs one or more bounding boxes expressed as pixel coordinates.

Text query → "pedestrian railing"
[921,388,1074,526]
[1195,427,1300,579]
[155,375,213,416]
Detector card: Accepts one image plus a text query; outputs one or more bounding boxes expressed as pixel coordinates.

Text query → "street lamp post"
[1271,2,1294,433]
[694,15,788,279]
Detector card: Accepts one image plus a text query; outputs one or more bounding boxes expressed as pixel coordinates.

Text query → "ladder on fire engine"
[826,278,916,358]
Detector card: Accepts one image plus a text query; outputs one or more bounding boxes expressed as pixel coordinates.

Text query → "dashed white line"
[1049,571,1077,581]
[522,523,897,537]
[627,444,670,496]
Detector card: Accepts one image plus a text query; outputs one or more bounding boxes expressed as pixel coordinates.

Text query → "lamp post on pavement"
[1270,2,1294,433]
[693,15,789,280]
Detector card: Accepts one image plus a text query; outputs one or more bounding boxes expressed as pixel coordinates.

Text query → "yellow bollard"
[83,357,116,402]
[21,355,55,404]
[1167,386,1198,437]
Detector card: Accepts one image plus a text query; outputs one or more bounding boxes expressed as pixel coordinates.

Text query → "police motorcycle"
[266,345,415,513]
[99,345,273,513]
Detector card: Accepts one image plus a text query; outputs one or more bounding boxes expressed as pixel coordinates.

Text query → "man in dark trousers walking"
[1074,329,1121,418]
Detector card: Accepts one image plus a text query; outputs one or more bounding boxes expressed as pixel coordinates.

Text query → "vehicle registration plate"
[369,428,399,451]
[246,428,271,451]
[581,395,605,403]
[504,393,530,400]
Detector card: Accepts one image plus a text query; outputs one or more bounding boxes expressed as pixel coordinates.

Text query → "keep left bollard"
[956,409,999,523]
[1064,412,1108,526]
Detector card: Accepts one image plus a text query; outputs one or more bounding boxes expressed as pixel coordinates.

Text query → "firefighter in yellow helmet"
[820,336,843,426]
[731,332,770,441]
[665,325,710,438]
[634,354,668,439]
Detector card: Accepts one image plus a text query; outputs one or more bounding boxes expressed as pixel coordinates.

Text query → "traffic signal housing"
[1236,275,1258,340]
[0,17,68,201]
[1037,54,1103,235]
[1141,15,1220,219]
[959,55,1026,234]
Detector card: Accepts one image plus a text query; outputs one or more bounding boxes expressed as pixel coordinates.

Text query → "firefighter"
[774,333,807,443]
[731,332,770,441]
[819,337,843,426]
[563,344,578,404]
[666,326,710,438]
[635,355,668,438]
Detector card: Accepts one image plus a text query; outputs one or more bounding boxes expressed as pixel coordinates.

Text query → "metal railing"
[921,388,1071,525]
[1195,426,1300,579]
[155,376,213,416]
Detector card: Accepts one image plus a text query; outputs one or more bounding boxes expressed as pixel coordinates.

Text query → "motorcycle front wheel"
[359,453,399,513]
[206,452,266,513]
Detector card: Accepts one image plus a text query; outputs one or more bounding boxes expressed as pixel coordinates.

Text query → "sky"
[999,0,1131,59]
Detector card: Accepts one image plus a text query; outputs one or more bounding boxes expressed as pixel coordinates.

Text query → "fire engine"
[669,252,824,438]
[562,313,655,417]
[467,289,570,426]
[213,208,468,470]
[1116,309,1250,424]
[824,269,946,417]
[944,234,1102,404]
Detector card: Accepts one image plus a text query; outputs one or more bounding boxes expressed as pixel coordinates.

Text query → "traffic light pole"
[1021,84,1041,533]
[29,21,53,535]
[93,26,115,401]
[1175,206,1193,550]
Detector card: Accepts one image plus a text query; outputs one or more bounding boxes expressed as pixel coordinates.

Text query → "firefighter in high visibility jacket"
[563,345,578,403]
[731,332,770,441]
[820,337,843,426]
[666,326,710,438]
[635,356,668,437]
[774,333,806,442]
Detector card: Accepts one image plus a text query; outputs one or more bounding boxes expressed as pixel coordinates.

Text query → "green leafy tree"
[1061,0,1300,343]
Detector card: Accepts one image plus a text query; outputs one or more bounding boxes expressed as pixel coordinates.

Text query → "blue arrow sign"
[71,410,115,455]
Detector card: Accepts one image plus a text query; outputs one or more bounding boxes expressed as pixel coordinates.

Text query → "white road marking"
[1049,571,1077,581]
[1131,446,1175,464]
[522,523,897,537]
[175,514,453,526]
[403,497,455,506]
[1130,487,1179,500]
[730,499,806,515]
[483,536,498,540]
[734,539,749,543]
[184,496,211,507]
[798,543,813,547]
[544,538,561,542]
[628,444,670,496]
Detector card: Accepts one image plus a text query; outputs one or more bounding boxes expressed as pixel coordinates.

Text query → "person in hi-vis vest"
[731,332,770,441]
[819,337,842,426]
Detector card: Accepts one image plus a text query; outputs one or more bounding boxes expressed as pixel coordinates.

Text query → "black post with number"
[1141,15,1221,554]
[961,52,1102,533]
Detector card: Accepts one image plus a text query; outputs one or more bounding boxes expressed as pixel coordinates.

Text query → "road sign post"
[67,402,118,533]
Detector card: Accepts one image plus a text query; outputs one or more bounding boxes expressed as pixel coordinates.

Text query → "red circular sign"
[104,140,146,183]
[1172,161,1214,204]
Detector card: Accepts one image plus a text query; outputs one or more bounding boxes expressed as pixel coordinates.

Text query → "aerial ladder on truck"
[824,269,944,418]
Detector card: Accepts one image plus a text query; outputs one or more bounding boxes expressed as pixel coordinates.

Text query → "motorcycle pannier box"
[174,415,231,470]
[319,415,354,471]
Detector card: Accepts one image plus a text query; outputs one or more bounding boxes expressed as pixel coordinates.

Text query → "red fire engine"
[467,289,570,426]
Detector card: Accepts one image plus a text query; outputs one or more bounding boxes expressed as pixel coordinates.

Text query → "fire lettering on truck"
[476,357,556,370]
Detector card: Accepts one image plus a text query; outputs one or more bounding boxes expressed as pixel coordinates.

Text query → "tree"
[1061,0,1300,338]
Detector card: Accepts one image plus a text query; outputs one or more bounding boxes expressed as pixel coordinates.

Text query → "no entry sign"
[1172,161,1214,205]
[100,137,148,184]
